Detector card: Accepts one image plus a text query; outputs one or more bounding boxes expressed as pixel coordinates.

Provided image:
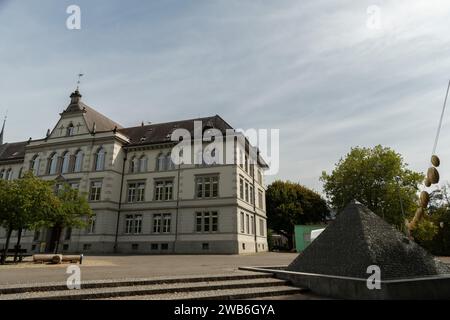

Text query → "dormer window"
[66,123,75,136]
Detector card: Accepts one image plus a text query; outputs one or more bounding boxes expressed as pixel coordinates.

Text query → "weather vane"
[76,72,84,90]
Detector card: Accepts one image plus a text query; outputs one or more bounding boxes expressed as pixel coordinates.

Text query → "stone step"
[0,277,290,300]
[0,272,272,295]
[97,285,306,300]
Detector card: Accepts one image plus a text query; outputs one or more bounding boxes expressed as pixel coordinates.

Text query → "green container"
[294,224,326,252]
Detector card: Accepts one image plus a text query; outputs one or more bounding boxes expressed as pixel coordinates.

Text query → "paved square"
[0,252,297,286]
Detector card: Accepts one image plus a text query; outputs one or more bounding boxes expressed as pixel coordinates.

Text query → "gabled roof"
[287,201,450,280]
[0,141,28,162]
[61,90,122,133]
[119,115,234,146]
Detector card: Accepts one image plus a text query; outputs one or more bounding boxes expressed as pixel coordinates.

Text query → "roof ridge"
[120,115,220,130]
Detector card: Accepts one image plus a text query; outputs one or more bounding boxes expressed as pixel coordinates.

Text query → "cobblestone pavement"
[0,252,297,286]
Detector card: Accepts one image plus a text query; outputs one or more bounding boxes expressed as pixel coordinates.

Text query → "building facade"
[0,90,268,254]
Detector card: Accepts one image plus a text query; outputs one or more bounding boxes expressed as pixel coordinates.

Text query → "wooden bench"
[2,248,32,262]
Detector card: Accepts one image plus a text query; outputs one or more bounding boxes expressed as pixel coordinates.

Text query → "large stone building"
[0,89,268,254]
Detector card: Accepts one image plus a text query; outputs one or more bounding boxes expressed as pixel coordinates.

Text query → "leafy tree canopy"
[321,145,423,228]
[266,180,329,249]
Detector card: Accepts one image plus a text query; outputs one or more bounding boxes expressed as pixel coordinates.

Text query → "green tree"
[266,180,329,250]
[414,185,450,255]
[321,145,423,229]
[46,184,92,253]
[0,173,58,264]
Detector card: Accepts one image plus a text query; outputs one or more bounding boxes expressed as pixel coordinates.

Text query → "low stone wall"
[239,266,450,299]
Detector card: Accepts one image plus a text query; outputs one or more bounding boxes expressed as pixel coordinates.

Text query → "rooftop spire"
[0,113,6,145]
[76,73,84,90]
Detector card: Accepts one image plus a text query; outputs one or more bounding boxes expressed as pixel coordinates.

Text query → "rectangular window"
[134,215,142,234]
[164,181,173,200]
[258,170,263,185]
[260,219,265,237]
[137,183,145,202]
[204,212,210,232]
[245,181,249,202]
[246,214,250,234]
[87,215,96,234]
[153,214,162,233]
[89,181,102,201]
[154,180,173,201]
[125,214,142,234]
[239,177,244,199]
[249,185,254,205]
[195,175,219,198]
[127,183,136,202]
[240,212,245,233]
[163,214,171,233]
[196,211,218,233]
[196,213,203,232]
[125,215,133,234]
[151,243,158,250]
[128,182,145,202]
[161,243,169,250]
[212,213,218,232]
[258,190,264,209]
[83,244,91,251]
[251,216,254,235]
[132,243,139,250]
[202,243,209,250]
[155,182,164,201]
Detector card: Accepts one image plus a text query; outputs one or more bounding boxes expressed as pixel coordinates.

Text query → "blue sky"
[2,0,450,192]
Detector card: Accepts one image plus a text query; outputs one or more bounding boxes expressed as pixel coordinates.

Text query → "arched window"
[66,123,75,136]
[48,153,59,175]
[74,150,84,173]
[95,147,106,171]
[139,156,147,172]
[61,151,70,174]
[166,153,175,170]
[31,154,40,176]
[157,153,166,171]
[6,169,13,180]
[130,156,137,173]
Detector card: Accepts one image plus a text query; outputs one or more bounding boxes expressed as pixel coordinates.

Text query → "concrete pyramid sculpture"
[287,201,450,280]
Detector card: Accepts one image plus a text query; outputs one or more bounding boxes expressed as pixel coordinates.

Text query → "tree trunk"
[287,233,294,250]
[13,228,23,263]
[53,226,63,254]
[1,227,13,265]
